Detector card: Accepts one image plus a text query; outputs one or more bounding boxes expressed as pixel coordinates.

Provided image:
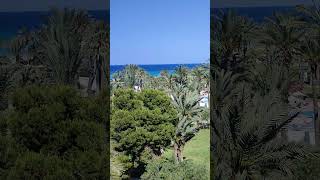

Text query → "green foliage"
[141,158,208,180]
[9,85,107,152]
[112,89,143,111]
[7,152,74,180]
[0,136,21,179]
[259,13,305,67]
[211,68,314,179]
[38,8,90,85]
[70,150,109,179]
[110,65,148,90]
[1,85,108,179]
[293,155,320,180]
[212,10,254,73]
[111,88,177,177]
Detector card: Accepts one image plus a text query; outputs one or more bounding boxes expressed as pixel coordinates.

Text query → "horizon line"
[110,62,208,66]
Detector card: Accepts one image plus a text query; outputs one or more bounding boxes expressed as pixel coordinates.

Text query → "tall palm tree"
[259,13,305,68]
[250,62,290,100]
[297,0,320,28]
[10,28,29,64]
[297,1,320,145]
[161,71,175,92]
[173,65,189,86]
[211,69,314,179]
[212,10,254,74]
[39,8,89,85]
[191,66,205,93]
[299,32,320,145]
[258,14,304,141]
[82,21,109,94]
[123,64,139,88]
[170,86,203,163]
[110,71,124,92]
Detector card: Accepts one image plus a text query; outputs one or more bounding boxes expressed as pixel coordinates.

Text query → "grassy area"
[164,129,210,170]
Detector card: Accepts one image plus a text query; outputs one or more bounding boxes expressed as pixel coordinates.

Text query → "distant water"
[212,6,296,22]
[0,10,109,55]
[111,64,203,77]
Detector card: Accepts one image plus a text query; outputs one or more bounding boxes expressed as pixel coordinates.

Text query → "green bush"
[7,86,107,153]
[7,152,74,180]
[111,89,177,177]
[141,158,209,180]
[294,157,320,180]
[0,136,21,179]
[1,85,108,179]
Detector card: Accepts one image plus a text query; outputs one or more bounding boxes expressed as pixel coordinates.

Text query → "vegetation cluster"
[110,64,210,179]
[0,8,110,179]
[211,2,320,179]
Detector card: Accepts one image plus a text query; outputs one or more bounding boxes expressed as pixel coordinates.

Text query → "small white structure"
[199,90,209,108]
[134,85,141,92]
[199,95,209,108]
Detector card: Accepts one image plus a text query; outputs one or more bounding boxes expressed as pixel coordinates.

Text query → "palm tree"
[299,32,320,145]
[10,27,29,64]
[82,21,109,94]
[250,62,290,100]
[161,71,175,92]
[192,64,210,91]
[212,10,254,74]
[173,65,189,86]
[297,0,320,145]
[258,14,305,141]
[39,8,89,85]
[160,70,169,78]
[110,71,124,92]
[123,64,139,88]
[297,0,320,28]
[191,66,205,93]
[211,69,314,179]
[170,86,203,163]
[259,13,305,68]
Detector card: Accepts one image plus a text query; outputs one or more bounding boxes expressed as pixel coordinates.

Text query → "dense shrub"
[0,85,108,179]
[0,136,21,179]
[7,152,73,180]
[141,158,209,180]
[294,156,320,180]
[111,89,177,177]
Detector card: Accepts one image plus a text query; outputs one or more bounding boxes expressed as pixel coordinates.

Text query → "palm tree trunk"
[87,73,95,96]
[208,81,210,108]
[96,54,102,94]
[100,57,106,90]
[15,55,20,64]
[230,175,236,180]
[280,67,290,140]
[173,142,183,163]
[311,70,320,145]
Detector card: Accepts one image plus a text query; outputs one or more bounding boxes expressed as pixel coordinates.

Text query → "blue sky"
[111,0,209,65]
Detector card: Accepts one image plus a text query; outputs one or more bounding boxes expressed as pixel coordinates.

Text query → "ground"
[164,129,210,170]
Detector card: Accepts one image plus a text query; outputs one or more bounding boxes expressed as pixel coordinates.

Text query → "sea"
[111,64,203,77]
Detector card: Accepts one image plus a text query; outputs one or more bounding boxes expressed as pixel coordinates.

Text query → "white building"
[199,90,209,108]
[134,85,141,92]
[199,95,209,108]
